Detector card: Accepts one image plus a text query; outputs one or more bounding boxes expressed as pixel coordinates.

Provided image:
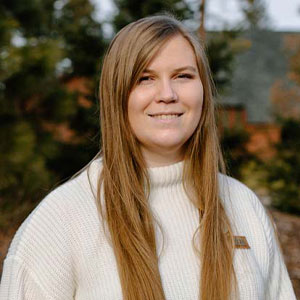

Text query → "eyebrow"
[143,66,198,73]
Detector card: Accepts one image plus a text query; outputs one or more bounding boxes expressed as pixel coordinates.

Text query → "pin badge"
[234,236,250,249]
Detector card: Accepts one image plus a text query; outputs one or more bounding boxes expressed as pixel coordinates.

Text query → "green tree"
[206,30,243,93]
[220,127,257,179]
[58,0,105,76]
[239,0,269,29]
[112,0,194,32]
[265,119,300,214]
[0,0,104,230]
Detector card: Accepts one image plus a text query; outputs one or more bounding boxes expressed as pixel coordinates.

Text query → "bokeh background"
[1,0,300,297]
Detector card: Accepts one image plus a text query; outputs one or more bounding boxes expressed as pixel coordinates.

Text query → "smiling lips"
[148,113,183,120]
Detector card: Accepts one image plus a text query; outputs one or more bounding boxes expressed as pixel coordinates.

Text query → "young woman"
[0,15,296,300]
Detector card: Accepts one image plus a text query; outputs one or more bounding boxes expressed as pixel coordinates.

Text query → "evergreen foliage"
[266,119,300,214]
[239,0,270,29]
[206,31,241,93]
[220,127,257,179]
[112,0,194,32]
[0,0,104,229]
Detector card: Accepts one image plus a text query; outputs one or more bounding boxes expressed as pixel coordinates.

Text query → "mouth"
[147,113,183,120]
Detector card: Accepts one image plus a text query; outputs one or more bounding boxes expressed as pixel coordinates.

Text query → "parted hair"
[97,14,236,300]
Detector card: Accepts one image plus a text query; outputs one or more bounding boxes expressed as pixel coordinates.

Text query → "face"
[128,34,204,166]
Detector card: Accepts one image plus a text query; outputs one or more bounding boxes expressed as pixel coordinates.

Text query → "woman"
[0,15,296,300]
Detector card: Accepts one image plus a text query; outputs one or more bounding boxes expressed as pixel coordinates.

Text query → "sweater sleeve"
[220,174,297,299]
[0,190,76,300]
[0,256,49,300]
[248,190,296,300]
[263,211,296,300]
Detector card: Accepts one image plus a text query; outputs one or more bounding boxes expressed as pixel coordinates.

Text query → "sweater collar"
[147,161,184,187]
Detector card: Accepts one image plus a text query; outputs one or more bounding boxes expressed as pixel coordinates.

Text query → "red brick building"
[218,104,280,160]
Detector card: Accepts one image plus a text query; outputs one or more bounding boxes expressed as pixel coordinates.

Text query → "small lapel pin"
[234,236,250,249]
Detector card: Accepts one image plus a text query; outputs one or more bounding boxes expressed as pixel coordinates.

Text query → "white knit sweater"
[0,159,296,300]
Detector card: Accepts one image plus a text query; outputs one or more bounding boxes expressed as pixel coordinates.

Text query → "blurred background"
[0,0,299,296]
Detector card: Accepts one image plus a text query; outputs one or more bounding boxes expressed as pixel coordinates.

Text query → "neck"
[141,146,184,167]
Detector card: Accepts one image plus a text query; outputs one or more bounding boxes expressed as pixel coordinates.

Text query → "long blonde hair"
[97,15,236,300]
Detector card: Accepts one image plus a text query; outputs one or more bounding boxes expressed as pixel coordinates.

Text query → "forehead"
[145,34,198,71]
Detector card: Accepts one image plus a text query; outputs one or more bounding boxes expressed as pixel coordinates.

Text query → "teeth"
[151,114,180,120]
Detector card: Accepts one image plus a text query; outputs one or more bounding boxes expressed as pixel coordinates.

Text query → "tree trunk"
[199,0,206,40]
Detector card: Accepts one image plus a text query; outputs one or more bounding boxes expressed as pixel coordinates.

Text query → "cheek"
[128,89,149,114]
[127,104,138,134]
[187,87,204,119]
[127,93,147,135]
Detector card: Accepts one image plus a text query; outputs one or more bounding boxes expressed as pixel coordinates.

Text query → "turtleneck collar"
[147,161,184,187]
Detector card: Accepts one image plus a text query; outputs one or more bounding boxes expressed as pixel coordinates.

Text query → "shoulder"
[6,157,103,261]
[218,174,277,278]
[218,173,274,251]
[1,158,103,297]
[218,173,266,218]
[218,177,296,298]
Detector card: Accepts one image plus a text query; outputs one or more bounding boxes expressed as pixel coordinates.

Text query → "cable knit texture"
[0,159,296,299]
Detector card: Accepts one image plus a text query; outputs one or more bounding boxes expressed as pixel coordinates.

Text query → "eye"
[177,73,193,79]
[138,76,152,84]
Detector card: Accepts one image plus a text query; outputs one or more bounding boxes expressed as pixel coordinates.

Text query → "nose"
[156,79,178,103]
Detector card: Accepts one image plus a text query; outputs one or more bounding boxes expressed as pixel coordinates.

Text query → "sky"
[94,0,300,32]
[206,0,300,31]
